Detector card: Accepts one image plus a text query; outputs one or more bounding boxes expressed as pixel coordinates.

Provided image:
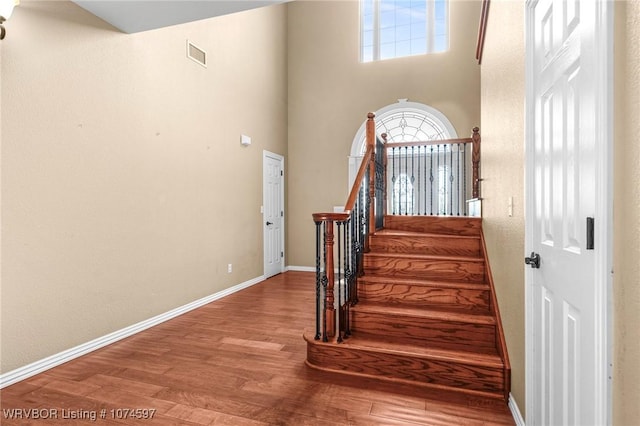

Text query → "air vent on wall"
[187,40,206,67]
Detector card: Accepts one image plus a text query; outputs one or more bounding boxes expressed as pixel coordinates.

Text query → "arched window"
[350,100,457,159]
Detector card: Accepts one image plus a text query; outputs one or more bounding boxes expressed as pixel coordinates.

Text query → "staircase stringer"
[479,226,512,401]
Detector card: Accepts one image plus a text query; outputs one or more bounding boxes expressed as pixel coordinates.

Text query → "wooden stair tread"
[359,275,490,290]
[365,252,484,262]
[352,302,496,325]
[374,229,481,240]
[337,333,503,368]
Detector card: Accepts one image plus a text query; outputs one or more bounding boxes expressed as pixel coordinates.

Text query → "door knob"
[266,221,273,226]
[525,252,540,269]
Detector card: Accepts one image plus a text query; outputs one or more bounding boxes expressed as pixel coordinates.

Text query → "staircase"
[304,215,511,401]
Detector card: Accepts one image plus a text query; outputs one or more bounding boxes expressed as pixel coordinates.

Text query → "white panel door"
[526,0,611,424]
[263,151,284,279]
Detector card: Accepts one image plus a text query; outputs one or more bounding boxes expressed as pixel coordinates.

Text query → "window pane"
[381,26,396,44]
[362,0,374,15]
[396,7,411,26]
[434,0,446,20]
[396,24,411,41]
[410,0,426,14]
[411,37,427,54]
[363,13,374,31]
[434,35,447,52]
[363,30,374,46]
[380,9,396,28]
[396,40,411,57]
[380,42,396,60]
[362,46,374,62]
[411,22,426,39]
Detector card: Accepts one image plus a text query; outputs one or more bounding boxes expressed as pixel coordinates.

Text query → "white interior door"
[525,0,611,424]
[263,151,284,279]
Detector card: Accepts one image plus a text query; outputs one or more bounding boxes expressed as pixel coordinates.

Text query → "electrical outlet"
[227,263,232,273]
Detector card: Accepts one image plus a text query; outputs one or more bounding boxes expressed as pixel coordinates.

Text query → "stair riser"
[363,256,485,283]
[357,282,490,311]
[351,311,496,350]
[384,215,481,236]
[370,235,481,257]
[306,342,504,397]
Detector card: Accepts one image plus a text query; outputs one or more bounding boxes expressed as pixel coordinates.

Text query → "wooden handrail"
[343,146,374,213]
[476,0,490,64]
[385,137,473,148]
[312,212,350,222]
[317,112,376,216]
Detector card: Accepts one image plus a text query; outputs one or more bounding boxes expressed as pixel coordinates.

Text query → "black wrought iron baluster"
[456,144,460,215]
[354,185,364,304]
[430,145,434,215]
[436,144,440,215]
[463,142,467,216]
[417,146,421,215]
[344,217,351,337]
[336,221,343,343]
[404,146,408,215]
[375,139,385,229]
[449,143,454,216]
[364,167,371,248]
[321,222,328,342]
[424,145,427,215]
[411,146,415,215]
[314,221,321,340]
[391,147,396,215]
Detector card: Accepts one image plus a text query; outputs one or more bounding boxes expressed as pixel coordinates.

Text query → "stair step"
[363,252,485,283]
[384,215,482,236]
[341,332,502,367]
[351,302,496,351]
[357,275,491,311]
[304,331,505,399]
[370,230,482,257]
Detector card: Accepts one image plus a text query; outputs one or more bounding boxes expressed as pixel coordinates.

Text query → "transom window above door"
[360,0,449,62]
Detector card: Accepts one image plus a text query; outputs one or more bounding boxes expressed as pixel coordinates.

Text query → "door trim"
[263,150,285,277]
[524,0,613,423]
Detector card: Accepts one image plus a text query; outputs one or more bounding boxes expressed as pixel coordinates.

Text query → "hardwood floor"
[0,271,514,425]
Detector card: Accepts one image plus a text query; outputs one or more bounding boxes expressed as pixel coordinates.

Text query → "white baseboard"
[509,393,525,425]
[0,275,265,389]
[286,265,315,272]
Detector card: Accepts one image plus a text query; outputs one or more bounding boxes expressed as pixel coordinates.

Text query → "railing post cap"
[473,127,480,133]
[367,112,375,119]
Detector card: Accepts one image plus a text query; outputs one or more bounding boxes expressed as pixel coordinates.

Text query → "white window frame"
[360,0,449,63]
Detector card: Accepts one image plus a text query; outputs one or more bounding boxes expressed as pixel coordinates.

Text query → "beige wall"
[287,0,481,267]
[479,0,525,413]
[0,1,288,373]
[482,0,640,422]
[614,2,640,424]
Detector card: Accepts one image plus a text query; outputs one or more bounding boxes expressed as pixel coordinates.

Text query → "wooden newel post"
[324,220,336,338]
[471,127,481,199]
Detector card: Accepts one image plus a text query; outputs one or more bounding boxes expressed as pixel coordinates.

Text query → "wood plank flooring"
[0,271,514,425]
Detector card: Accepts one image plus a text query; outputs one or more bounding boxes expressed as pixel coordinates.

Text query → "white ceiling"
[73,0,289,33]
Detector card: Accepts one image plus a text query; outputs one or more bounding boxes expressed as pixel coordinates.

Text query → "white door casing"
[525,0,612,424]
[263,151,284,279]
